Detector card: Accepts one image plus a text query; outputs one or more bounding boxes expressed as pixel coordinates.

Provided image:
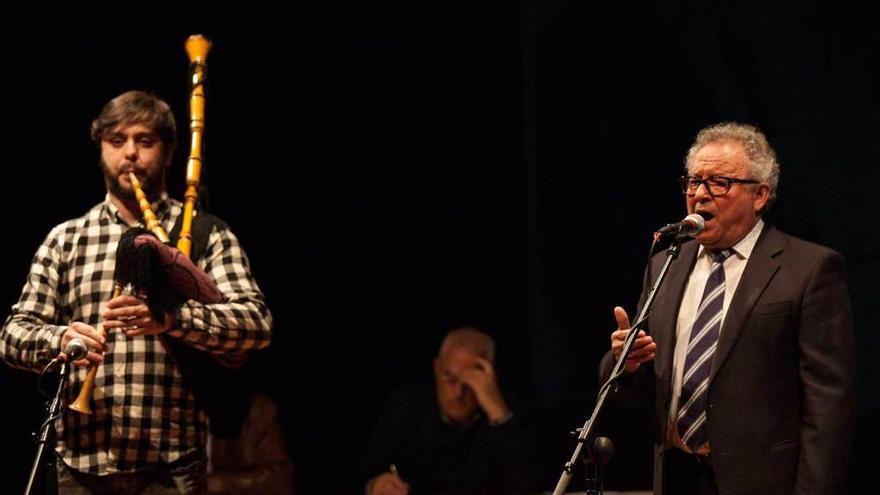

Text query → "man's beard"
[100,159,164,202]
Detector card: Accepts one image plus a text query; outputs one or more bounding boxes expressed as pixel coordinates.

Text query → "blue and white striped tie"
[676,249,733,451]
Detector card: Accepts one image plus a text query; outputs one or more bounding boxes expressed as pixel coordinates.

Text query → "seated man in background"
[356,327,540,495]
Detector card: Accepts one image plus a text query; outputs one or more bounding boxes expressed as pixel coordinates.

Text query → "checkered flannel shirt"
[0,194,272,474]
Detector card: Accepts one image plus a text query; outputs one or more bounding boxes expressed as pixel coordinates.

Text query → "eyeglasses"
[679,175,760,197]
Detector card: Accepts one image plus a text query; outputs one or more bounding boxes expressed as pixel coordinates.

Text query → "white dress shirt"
[667,218,765,453]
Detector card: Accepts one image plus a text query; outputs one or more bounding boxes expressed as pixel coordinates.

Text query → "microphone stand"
[580,436,614,495]
[25,358,70,495]
[552,237,683,495]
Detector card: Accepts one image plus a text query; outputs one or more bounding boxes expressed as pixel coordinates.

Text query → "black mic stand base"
[25,360,68,495]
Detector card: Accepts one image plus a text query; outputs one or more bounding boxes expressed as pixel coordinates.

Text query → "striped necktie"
[676,248,733,451]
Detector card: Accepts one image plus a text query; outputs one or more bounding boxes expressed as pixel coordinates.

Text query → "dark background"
[1,3,877,494]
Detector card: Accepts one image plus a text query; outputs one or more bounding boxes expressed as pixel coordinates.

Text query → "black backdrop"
[0,3,877,494]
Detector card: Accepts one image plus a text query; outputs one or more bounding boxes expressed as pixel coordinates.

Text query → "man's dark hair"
[90,90,177,151]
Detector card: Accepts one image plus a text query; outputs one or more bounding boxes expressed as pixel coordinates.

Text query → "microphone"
[655,213,705,238]
[65,338,88,361]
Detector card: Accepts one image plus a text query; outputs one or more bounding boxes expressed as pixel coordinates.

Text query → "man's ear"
[753,183,770,213]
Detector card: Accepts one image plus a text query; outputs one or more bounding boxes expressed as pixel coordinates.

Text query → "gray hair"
[685,122,780,211]
[438,327,496,363]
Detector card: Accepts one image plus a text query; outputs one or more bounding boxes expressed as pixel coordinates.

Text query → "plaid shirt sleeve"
[0,227,68,371]
[166,226,272,353]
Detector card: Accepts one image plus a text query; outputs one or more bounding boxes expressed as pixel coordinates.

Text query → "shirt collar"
[697,218,764,261]
[439,409,483,429]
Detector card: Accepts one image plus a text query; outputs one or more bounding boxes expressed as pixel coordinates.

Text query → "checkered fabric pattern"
[0,195,272,474]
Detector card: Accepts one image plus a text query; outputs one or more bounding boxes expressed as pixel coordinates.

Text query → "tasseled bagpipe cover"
[113,213,253,437]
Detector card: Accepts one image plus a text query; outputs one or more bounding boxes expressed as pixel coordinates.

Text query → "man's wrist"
[485,401,513,425]
[51,327,68,357]
[488,410,514,426]
[165,305,186,337]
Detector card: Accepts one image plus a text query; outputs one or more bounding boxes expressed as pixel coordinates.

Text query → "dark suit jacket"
[600,223,855,495]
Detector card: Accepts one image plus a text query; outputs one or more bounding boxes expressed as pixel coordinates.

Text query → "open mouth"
[696,210,715,222]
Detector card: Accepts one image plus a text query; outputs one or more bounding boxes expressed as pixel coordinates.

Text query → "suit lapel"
[709,224,785,384]
[651,240,699,395]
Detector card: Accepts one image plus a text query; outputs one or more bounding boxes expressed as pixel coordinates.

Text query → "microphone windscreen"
[66,338,88,361]
[684,213,706,235]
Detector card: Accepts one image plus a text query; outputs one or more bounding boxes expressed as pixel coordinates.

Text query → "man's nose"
[451,382,464,397]
[692,181,713,201]
[123,139,138,160]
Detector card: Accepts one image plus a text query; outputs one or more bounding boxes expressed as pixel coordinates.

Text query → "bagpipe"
[69,35,252,436]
